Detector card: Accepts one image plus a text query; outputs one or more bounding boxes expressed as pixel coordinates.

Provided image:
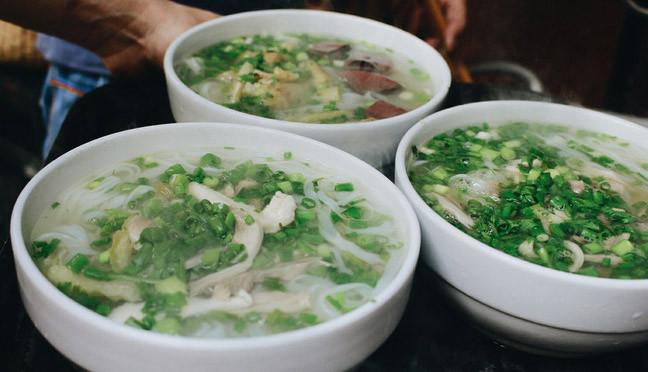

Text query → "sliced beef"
[343,70,402,93]
[344,53,393,73]
[307,41,350,59]
[365,100,407,119]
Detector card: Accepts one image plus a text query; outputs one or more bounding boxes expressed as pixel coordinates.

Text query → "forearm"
[3,0,218,76]
[4,0,152,53]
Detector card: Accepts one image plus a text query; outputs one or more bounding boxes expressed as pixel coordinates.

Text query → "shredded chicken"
[188,208,263,296]
[109,302,145,324]
[210,273,255,301]
[122,214,155,247]
[603,233,631,251]
[186,183,297,296]
[262,51,282,64]
[431,192,474,228]
[531,204,566,234]
[180,290,311,318]
[234,178,259,194]
[258,191,297,233]
[568,180,586,194]
[44,261,140,302]
[239,291,310,314]
[306,60,330,85]
[181,290,255,317]
[584,254,624,267]
[518,239,539,259]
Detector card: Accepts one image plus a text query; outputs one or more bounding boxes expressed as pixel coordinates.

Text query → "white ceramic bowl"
[394,101,648,355]
[164,9,451,168]
[11,123,420,372]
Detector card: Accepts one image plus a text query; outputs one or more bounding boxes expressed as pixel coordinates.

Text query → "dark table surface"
[5,76,648,371]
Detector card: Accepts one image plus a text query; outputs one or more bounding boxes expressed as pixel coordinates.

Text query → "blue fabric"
[36,35,109,75]
[39,64,110,158]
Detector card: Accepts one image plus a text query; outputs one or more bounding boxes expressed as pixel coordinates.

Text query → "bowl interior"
[164,9,451,126]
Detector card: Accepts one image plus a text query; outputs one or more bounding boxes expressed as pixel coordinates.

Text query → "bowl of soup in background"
[164,9,451,168]
[11,123,420,372]
[395,100,648,356]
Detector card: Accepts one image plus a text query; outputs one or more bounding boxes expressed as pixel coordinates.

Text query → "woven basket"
[0,20,46,67]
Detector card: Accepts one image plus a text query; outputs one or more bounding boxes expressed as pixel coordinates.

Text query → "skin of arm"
[2,0,218,76]
[389,0,466,51]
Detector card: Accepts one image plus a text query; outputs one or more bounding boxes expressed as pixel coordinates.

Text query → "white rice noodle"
[35,224,92,259]
[348,220,394,236]
[303,182,383,266]
[448,169,501,200]
[563,240,584,272]
[518,239,539,259]
[315,282,374,320]
[373,245,403,295]
[111,163,142,180]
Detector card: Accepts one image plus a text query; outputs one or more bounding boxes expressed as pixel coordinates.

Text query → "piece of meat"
[109,302,145,324]
[123,214,155,245]
[234,178,259,194]
[187,183,263,296]
[431,192,474,228]
[188,208,263,296]
[603,233,631,251]
[307,41,350,59]
[258,191,296,233]
[344,53,393,73]
[241,291,311,314]
[365,100,407,119]
[343,70,402,93]
[181,290,254,317]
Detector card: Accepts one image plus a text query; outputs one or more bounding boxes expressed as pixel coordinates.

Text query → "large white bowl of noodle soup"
[164,9,451,168]
[10,123,420,372]
[395,101,648,356]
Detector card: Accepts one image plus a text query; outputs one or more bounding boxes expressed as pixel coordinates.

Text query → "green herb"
[66,254,90,273]
[334,183,354,192]
[323,101,338,112]
[200,153,222,168]
[31,239,61,259]
[410,68,430,81]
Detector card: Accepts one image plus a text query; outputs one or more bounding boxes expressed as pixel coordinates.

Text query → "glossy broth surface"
[31,147,405,337]
[175,33,434,123]
[408,122,648,278]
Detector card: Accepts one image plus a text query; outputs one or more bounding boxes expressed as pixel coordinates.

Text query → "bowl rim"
[395,99,648,289]
[11,122,421,350]
[163,9,451,130]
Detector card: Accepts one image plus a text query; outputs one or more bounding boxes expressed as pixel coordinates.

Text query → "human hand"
[429,0,466,51]
[391,0,466,51]
[91,1,219,77]
[3,0,218,77]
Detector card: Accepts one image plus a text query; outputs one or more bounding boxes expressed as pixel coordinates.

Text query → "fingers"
[440,0,466,51]
[425,37,441,49]
[146,2,220,69]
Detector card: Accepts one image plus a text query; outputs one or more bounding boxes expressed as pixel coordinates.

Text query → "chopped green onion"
[66,254,90,273]
[334,183,354,192]
[300,197,317,209]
